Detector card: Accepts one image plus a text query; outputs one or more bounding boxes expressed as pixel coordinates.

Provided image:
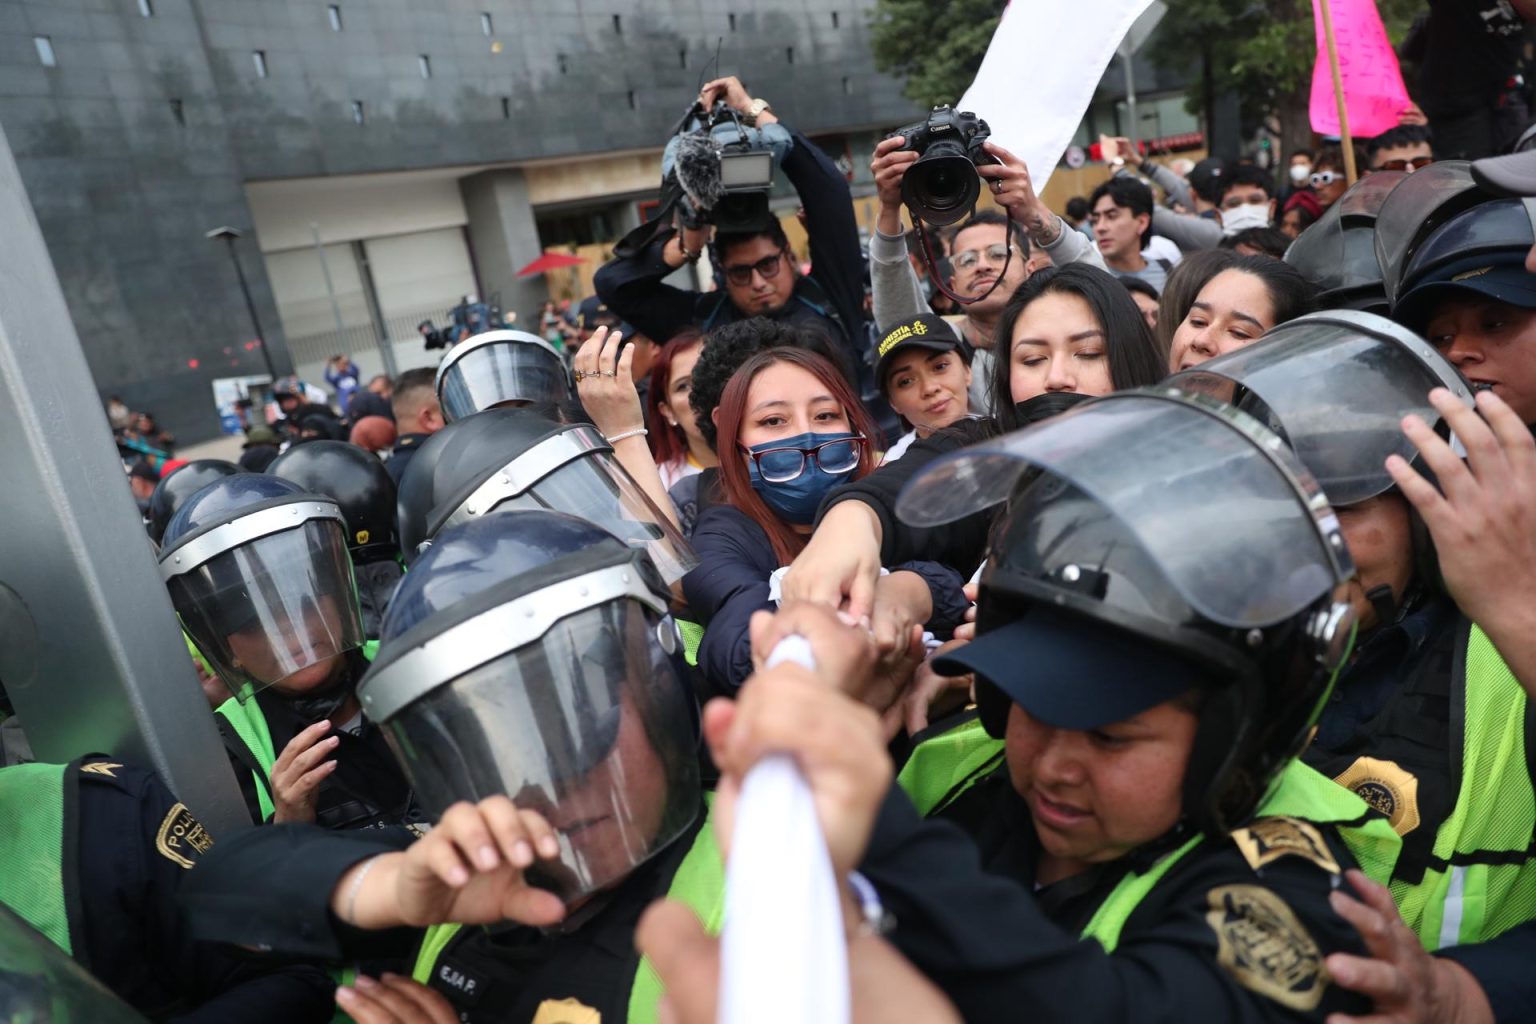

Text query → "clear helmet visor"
[437,339,570,422]
[379,601,700,903]
[1373,160,1480,305]
[444,447,699,584]
[897,392,1351,628]
[167,519,365,701]
[1167,311,1474,506]
[0,904,149,1023]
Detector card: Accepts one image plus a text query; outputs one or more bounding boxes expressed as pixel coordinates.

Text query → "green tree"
[868,0,1008,110]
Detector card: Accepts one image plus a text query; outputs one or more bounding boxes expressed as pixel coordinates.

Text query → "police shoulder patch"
[79,762,122,778]
[1206,883,1328,1011]
[1231,816,1340,875]
[1332,756,1421,836]
[154,802,215,869]
[532,997,601,1024]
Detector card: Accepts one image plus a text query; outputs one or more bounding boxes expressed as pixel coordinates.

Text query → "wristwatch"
[746,97,772,120]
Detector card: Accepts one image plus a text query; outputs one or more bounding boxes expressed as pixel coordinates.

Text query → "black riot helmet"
[905,390,1358,839]
[267,440,399,562]
[1391,197,1536,332]
[435,329,572,422]
[1373,160,1488,309]
[396,406,697,582]
[359,511,700,904]
[158,475,365,709]
[1285,172,1405,313]
[1167,310,1474,507]
[147,459,242,544]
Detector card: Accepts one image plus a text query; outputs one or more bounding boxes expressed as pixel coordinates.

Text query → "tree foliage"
[868,0,1008,110]
[1153,0,1424,132]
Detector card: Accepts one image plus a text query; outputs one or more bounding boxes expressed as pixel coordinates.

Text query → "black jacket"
[819,417,997,579]
[65,758,334,1022]
[680,503,970,696]
[593,128,868,363]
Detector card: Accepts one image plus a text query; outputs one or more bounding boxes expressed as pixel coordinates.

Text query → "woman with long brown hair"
[682,346,969,696]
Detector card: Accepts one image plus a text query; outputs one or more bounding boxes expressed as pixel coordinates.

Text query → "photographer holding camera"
[869,109,1106,409]
[593,76,868,374]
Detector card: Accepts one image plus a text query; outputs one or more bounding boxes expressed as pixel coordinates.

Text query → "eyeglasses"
[741,435,867,483]
[724,250,787,286]
[951,242,1012,271]
[1309,170,1341,188]
[1374,156,1435,173]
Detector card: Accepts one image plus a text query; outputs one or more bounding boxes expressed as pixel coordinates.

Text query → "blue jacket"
[681,504,970,696]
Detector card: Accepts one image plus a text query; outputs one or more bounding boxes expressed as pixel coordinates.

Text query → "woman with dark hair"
[987,264,1166,434]
[783,264,1166,612]
[1157,248,1242,354]
[682,347,969,695]
[644,331,717,491]
[1167,254,1317,371]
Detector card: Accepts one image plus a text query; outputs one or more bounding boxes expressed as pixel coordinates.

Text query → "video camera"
[891,105,999,227]
[663,100,788,234]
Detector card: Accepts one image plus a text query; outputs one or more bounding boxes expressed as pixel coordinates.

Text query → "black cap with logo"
[874,313,967,393]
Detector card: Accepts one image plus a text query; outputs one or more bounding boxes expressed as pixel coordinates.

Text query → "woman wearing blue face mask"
[680,347,971,701]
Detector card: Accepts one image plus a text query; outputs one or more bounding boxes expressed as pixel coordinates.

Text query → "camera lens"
[901,145,981,227]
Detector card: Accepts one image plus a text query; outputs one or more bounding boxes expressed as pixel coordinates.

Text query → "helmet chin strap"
[1364,584,1397,630]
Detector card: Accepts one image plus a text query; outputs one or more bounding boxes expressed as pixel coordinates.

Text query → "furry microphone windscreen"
[674,131,723,212]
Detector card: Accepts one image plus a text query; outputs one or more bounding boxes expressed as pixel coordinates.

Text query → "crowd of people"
[29,57,1536,1022]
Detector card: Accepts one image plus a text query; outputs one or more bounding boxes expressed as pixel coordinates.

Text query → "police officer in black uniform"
[0,753,332,1021]
[268,439,404,639]
[179,510,712,1023]
[158,475,415,831]
[433,330,574,423]
[867,388,1397,1022]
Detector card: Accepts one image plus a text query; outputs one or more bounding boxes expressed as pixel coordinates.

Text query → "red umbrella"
[516,251,586,277]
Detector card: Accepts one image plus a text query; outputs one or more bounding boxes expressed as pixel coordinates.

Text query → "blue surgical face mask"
[742,430,862,525]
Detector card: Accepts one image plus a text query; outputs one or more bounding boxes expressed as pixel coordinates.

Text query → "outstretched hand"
[1323,870,1492,1024]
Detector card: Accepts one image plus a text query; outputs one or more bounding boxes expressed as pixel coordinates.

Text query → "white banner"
[959,0,1157,192]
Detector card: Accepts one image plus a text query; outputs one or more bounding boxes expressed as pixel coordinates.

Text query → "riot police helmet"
[147,459,241,544]
[395,405,696,582]
[267,439,399,562]
[435,329,571,422]
[158,474,365,705]
[903,390,1358,839]
[359,510,700,903]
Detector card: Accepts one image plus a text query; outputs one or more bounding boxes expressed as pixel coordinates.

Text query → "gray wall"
[0,0,918,444]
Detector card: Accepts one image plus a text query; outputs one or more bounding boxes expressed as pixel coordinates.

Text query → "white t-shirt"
[881,430,918,465]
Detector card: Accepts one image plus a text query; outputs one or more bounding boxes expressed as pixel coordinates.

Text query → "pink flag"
[1309,0,1412,138]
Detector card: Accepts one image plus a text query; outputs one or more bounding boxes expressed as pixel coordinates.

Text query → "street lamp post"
[205,226,280,383]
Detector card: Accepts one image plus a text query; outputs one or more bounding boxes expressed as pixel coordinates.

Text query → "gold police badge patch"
[1333,756,1421,836]
[1231,816,1341,875]
[531,997,601,1024]
[155,802,215,869]
[1206,884,1328,1011]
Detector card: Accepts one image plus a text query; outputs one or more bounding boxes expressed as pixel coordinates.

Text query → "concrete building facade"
[1,0,920,442]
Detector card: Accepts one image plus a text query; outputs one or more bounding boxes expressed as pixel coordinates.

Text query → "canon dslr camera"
[892,105,999,226]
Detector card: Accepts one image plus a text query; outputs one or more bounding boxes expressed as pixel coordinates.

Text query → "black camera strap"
[907,205,1017,308]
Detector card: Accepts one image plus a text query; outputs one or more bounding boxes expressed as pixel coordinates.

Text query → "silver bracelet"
[606,427,648,443]
[343,854,383,926]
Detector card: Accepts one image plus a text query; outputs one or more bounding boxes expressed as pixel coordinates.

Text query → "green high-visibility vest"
[896,714,1004,817]
[1386,625,1536,949]
[1080,759,1400,951]
[0,763,74,955]
[899,720,1402,948]
[677,619,705,669]
[411,806,724,1024]
[213,640,380,823]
